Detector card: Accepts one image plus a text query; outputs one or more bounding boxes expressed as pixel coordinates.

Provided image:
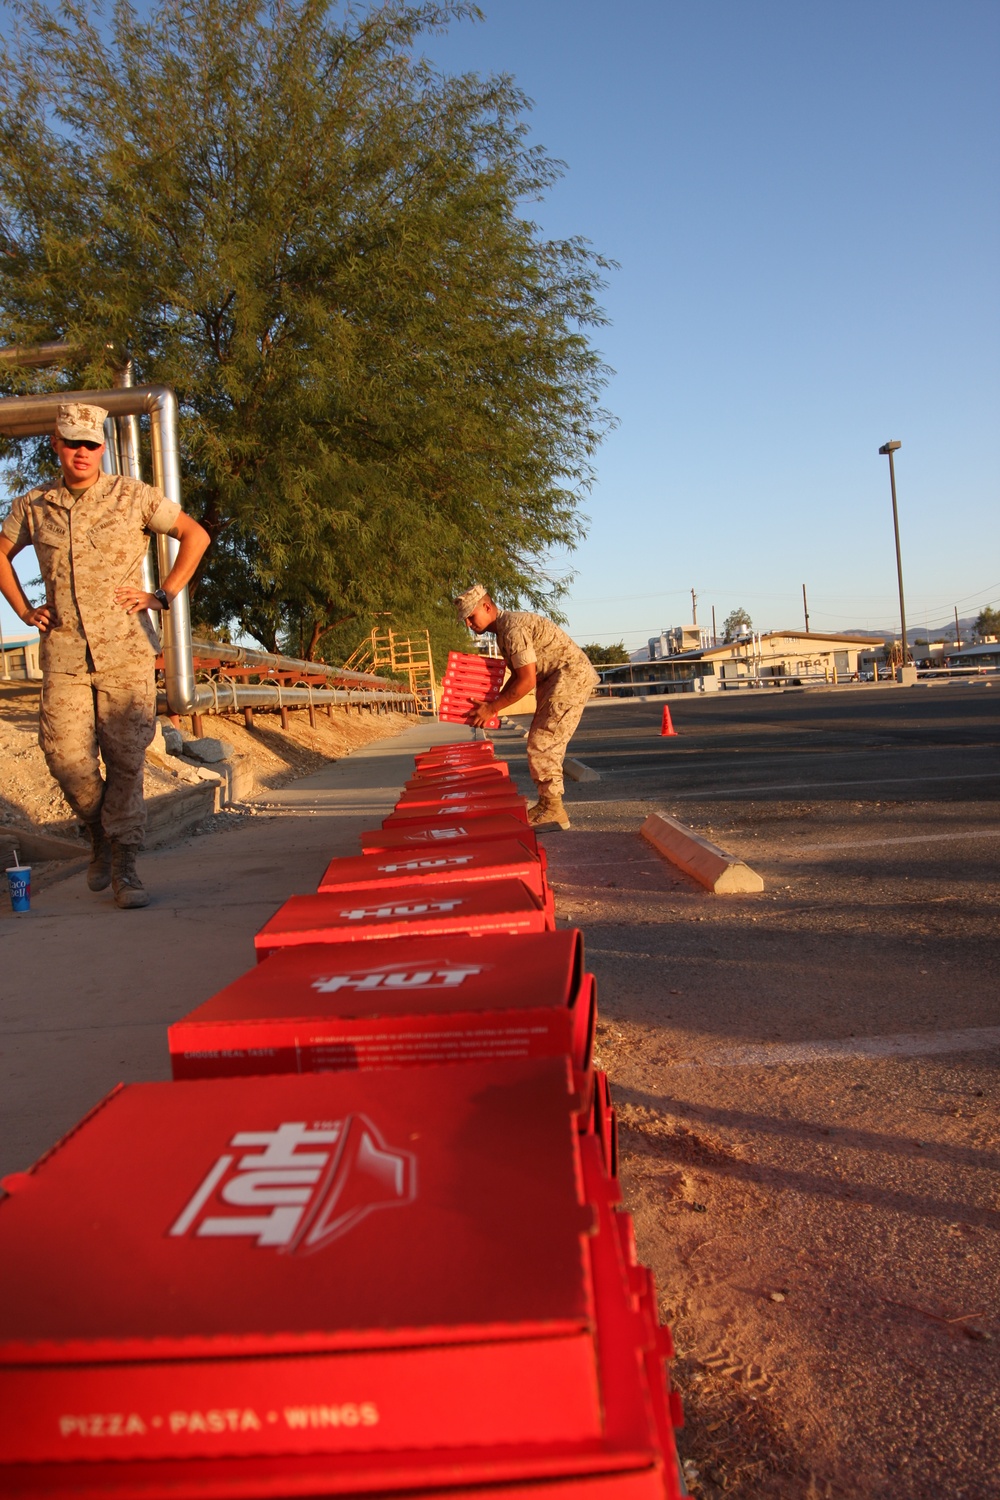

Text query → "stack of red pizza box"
[0,738,684,1500]
[437,650,507,728]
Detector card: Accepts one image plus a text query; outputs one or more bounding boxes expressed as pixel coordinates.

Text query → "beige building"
[0,630,42,682]
[599,629,878,695]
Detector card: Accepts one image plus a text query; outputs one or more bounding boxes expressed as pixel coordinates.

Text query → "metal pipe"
[0,340,89,369]
[163,682,417,716]
[0,384,198,713]
[112,360,154,594]
[100,416,122,475]
[190,638,397,691]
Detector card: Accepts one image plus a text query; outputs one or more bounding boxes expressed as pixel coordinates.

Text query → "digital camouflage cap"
[454,583,488,621]
[55,403,108,442]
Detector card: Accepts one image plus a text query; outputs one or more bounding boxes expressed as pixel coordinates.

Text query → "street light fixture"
[878,440,909,672]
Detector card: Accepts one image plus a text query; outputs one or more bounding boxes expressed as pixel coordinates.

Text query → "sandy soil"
[0,683,419,836]
[539,805,999,1500]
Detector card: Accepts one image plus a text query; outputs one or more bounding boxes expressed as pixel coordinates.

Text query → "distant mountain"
[844,616,981,646]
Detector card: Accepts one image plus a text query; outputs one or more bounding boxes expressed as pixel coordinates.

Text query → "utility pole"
[878,441,908,666]
[711,606,717,648]
[954,606,961,648]
[691,589,697,626]
[802,584,810,633]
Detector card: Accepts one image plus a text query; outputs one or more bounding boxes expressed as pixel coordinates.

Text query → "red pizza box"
[361,814,538,856]
[254,879,547,960]
[579,1137,684,1492]
[445,651,506,682]
[396,782,521,811]
[588,1072,619,1181]
[415,742,495,763]
[382,799,529,829]
[0,1062,603,1468]
[317,840,546,902]
[413,751,496,772]
[406,764,509,788]
[0,1461,674,1500]
[168,929,593,1080]
[439,706,499,730]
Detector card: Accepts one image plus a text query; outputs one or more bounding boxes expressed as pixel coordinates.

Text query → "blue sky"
[423,0,999,649]
[2,0,997,653]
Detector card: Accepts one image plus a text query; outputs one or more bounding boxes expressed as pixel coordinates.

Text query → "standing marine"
[0,402,210,907]
[455,584,599,830]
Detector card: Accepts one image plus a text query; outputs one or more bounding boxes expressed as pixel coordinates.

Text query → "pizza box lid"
[414,744,495,765]
[361,815,537,855]
[0,1061,593,1364]
[406,765,509,788]
[316,840,545,899]
[396,783,519,809]
[254,879,546,956]
[174,929,585,1029]
[382,800,528,829]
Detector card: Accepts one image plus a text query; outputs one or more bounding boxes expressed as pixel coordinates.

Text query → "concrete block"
[143,782,221,849]
[641,810,764,894]
[183,736,236,765]
[564,757,601,783]
[0,824,85,863]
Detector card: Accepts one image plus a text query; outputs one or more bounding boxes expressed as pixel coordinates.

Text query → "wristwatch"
[153,588,171,611]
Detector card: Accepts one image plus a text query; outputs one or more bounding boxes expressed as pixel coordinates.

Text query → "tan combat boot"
[111,841,150,909]
[84,821,113,892]
[527,791,571,830]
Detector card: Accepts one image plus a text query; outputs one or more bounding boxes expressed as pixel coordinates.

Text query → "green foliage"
[975,606,1000,639]
[582,640,629,665]
[722,606,752,642]
[0,0,614,655]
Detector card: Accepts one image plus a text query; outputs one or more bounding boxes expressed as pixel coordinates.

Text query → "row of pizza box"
[437,652,507,728]
[0,738,684,1498]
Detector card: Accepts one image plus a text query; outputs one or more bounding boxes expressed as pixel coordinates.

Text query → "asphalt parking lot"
[503,683,999,1499]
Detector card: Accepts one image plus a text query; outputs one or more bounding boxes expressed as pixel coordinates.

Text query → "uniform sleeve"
[138,481,182,535]
[503,619,538,670]
[1,494,31,549]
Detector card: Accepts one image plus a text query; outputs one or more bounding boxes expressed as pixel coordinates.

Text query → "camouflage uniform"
[492,610,599,797]
[1,472,181,842]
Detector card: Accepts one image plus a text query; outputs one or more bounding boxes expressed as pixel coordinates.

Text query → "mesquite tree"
[0,0,613,655]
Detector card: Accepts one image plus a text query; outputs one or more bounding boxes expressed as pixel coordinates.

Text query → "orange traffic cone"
[660,703,677,737]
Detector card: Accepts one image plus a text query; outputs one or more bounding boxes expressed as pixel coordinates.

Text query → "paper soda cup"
[5,865,30,914]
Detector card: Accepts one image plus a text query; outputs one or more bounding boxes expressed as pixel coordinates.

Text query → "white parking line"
[574,771,999,802]
[679,1026,1000,1068]
[777,828,1000,854]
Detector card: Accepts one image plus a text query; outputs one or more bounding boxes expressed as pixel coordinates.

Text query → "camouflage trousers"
[39,667,156,844]
[526,671,595,798]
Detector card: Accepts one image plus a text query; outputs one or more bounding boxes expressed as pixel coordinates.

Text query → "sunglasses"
[61,439,103,451]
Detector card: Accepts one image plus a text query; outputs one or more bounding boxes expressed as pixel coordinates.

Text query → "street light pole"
[878,440,908,667]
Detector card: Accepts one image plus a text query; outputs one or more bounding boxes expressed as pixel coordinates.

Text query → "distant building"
[597,629,877,695]
[648,624,713,659]
[0,631,42,681]
[942,641,1000,669]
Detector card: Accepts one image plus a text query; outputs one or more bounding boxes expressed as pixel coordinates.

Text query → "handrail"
[190,638,399,691]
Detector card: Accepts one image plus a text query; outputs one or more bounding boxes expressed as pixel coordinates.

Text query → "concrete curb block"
[565,757,601,783]
[641,810,764,893]
[144,782,222,849]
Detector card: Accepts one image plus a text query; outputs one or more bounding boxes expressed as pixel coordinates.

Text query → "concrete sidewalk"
[0,720,505,1178]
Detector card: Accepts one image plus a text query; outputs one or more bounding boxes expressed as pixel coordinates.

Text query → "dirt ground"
[0,682,419,837]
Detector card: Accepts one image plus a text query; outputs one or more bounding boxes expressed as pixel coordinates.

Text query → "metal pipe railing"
[190,638,399,691]
[0,382,198,713]
[173,682,417,716]
[0,340,89,370]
